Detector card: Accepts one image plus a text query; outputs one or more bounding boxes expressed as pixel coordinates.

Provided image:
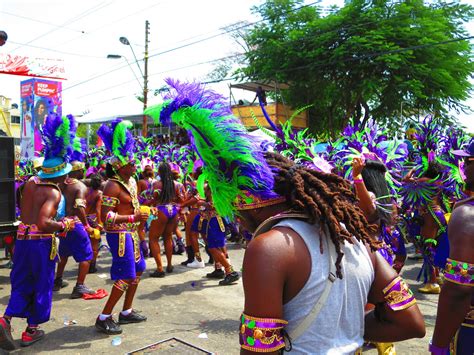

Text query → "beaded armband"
[102,195,120,207]
[105,211,117,228]
[73,198,87,209]
[444,259,474,286]
[240,313,287,353]
[382,276,416,311]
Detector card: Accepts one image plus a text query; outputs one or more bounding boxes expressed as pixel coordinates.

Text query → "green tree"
[236,0,473,136]
[76,123,101,146]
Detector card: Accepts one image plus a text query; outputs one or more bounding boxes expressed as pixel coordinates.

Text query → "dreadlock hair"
[361,159,394,225]
[158,162,175,204]
[264,152,380,279]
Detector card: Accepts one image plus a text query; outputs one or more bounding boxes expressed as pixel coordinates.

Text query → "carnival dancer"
[0,114,76,350]
[170,164,186,255]
[95,119,149,335]
[149,162,185,276]
[431,140,474,355]
[352,158,399,355]
[145,79,425,354]
[53,129,95,298]
[85,173,103,273]
[352,156,405,270]
[181,166,206,268]
[202,186,239,285]
[136,157,156,260]
[137,158,157,207]
[405,161,448,294]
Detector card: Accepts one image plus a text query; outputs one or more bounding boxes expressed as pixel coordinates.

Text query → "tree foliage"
[77,123,101,146]
[236,0,473,136]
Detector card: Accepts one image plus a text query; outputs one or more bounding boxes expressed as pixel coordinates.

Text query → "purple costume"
[191,212,208,234]
[157,204,179,219]
[5,224,57,325]
[206,215,227,249]
[106,229,146,280]
[58,219,93,262]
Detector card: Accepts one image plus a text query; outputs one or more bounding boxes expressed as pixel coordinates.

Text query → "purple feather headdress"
[97,119,135,169]
[41,113,75,162]
[144,79,279,218]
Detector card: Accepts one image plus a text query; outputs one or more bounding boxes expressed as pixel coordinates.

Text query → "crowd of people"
[0,78,472,354]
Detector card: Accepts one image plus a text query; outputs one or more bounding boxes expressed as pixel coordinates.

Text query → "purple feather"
[42,113,66,160]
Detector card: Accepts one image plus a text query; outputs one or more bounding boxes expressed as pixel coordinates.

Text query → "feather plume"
[41,114,74,162]
[97,119,135,163]
[145,79,277,218]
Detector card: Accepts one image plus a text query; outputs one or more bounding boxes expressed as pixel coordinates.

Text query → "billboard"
[0,53,66,80]
[20,79,62,160]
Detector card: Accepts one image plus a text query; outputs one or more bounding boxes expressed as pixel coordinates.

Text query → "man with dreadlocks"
[95,119,149,335]
[0,114,76,350]
[144,78,425,354]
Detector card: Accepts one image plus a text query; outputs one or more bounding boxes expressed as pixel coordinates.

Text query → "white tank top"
[276,219,374,354]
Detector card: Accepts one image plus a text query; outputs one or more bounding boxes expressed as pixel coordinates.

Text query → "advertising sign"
[20,79,62,159]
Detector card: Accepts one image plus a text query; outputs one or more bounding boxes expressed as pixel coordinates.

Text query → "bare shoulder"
[449,204,474,235]
[448,203,474,262]
[103,179,121,196]
[245,227,300,268]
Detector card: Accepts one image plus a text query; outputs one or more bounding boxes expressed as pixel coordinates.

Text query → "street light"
[119,22,149,136]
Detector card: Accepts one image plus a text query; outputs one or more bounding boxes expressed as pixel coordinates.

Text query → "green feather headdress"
[145,79,279,218]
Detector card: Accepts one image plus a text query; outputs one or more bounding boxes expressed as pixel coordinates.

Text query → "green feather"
[56,116,71,156]
[249,110,277,140]
[112,120,133,163]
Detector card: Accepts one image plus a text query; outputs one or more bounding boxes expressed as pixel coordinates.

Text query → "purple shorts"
[106,232,146,281]
[191,213,207,234]
[6,239,56,324]
[58,222,93,262]
[206,216,226,249]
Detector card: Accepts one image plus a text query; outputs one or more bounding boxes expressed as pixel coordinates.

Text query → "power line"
[9,1,114,54]
[75,53,243,99]
[7,41,109,59]
[62,1,323,92]
[146,1,322,59]
[77,35,473,108]
[0,10,85,33]
[64,2,453,92]
[52,1,168,50]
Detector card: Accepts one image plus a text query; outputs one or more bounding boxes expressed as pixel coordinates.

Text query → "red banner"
[0,53,66,80]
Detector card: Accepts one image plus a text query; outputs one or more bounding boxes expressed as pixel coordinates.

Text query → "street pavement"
[0,240,437,354]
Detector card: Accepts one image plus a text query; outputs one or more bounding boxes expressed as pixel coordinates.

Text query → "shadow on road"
[17,325,109,354]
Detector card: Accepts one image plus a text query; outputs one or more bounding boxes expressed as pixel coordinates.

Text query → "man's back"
[20,177,59,225]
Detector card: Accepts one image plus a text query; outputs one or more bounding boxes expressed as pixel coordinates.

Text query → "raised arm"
[352,157,377,219]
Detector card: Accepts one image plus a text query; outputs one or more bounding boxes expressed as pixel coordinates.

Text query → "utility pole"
[143,20,150,137]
